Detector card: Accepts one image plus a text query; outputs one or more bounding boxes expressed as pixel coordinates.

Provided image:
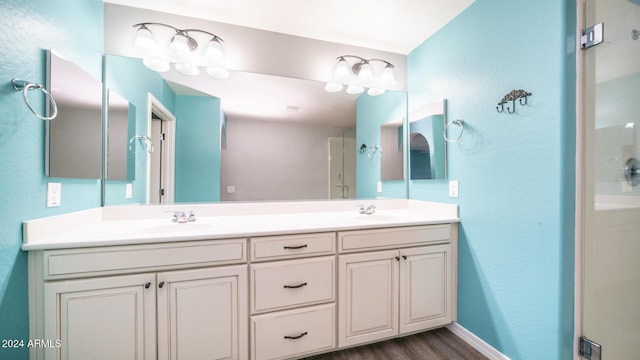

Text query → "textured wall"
[407,0,576,359]
[0,1,103,359]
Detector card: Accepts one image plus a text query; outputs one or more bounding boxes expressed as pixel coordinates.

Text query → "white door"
[149,116,165,204]
[582,0,640,358]
[399,245,452,334]
[329,136,356,199]
[338,250,399,347]
[43,274,156,360]
[156,266,248,360]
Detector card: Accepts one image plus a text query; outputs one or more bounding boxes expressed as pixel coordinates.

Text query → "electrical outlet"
[377,181,383,193]
[125,183,133,199]
[47,182,61,207]
[449,180,459,198]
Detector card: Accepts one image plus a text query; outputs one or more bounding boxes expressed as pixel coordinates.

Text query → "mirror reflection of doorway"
[329,135,356,199]
[146,94,176,204]
[410,133,432,180]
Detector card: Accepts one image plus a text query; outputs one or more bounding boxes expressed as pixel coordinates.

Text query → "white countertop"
[22,199,459,250]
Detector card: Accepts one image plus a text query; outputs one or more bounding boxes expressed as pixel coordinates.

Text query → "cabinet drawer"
[251,232,335,261]
[251,256,335,314]
[338,225,451,253]
[43,239,247,279]
[251,303,335,360]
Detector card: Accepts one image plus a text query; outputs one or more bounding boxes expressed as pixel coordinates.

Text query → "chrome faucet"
[356,204,376,215]
[166,210,196,223]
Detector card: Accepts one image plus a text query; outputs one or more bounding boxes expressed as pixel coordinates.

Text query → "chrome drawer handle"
[284,331,308,340]
[283,244,308,250]
[283,282,307,289]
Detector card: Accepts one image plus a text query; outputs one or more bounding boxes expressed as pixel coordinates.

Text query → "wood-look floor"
[302,328,489,360]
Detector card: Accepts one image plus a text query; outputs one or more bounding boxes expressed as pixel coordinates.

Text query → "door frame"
[146,93,176,204]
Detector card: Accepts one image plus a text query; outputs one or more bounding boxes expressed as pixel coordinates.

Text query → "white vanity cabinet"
[249,233,337,360]
[29,239,248,360]
[337,225,456,348]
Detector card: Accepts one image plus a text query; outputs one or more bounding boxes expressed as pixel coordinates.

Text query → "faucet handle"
[165,210,187,223]
[187,210,196,222]
[355,205,365,214]
[366,204,376,214]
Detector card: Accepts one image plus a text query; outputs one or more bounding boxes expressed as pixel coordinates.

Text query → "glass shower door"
[582,0,640,358]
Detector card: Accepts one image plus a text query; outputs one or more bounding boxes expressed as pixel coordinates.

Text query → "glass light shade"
[175,62,200,76]
[134,26,155,50]
[379,66,396,87]
[324,82,344,92]
[142,56,170,72]
[333,58,350,81]
[205,39,224,63]
[169,33,190,57]
[346,85,365,95]
[206,66,229,79]
[357,62,373,82]
[367,88,386,96]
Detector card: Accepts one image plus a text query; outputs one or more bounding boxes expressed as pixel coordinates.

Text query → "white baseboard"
[446,322,511,360]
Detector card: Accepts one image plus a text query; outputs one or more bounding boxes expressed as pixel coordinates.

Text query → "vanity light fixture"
[132,22,229,79]
[325,55,396,96]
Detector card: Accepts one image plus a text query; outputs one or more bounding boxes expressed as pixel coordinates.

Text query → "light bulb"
[133,25,155,50]
[333,57,350,81]
[357,61,373,82]
[379,65,396,87]
[324,82,344,93]
[169,33,190,57]
[207,65,229,79]
[367,88,385,96]
[175,62,200,76]
[205,38,224,64]
[346,85,365,95]
[142,56,170,72]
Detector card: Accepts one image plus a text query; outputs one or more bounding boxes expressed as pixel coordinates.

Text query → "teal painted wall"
[407,0,576,359]
[104,55,176,205]
[356,91,407,198]
[174,95,222,202]
[0,1,103,359]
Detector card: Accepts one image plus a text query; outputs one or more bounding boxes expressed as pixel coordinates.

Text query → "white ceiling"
[102,0,474,127]
[103,0,475,55]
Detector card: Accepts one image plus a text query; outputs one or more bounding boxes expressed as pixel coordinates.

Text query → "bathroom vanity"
[23,200,458,360]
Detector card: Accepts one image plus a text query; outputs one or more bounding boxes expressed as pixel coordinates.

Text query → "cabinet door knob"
[283,244,308,250]
[158,281,165,288]
[402,255,407,260]
[395,256,400,261]
[283,282,307,289]
[284,331,308,340]
[144,282,151,289]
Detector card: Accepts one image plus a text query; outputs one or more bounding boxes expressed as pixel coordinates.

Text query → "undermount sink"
[134,222,212,234]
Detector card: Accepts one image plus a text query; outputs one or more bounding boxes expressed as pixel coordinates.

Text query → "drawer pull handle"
[402,255,407,260]
[283,244,308,250]
[284,331,308,340]
[158,281,165,288]
[284,282,308,289]
[144,282,151,289]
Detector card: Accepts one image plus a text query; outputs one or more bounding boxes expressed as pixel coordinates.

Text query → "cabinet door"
[157,265,248,360]
[43,273,156,360]
[399,244,452,334]
[338,250,399,347]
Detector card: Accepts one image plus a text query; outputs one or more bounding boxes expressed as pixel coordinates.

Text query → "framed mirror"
[408,99,447,180]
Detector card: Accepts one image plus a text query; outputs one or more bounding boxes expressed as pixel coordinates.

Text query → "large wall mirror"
[104,54,407,204]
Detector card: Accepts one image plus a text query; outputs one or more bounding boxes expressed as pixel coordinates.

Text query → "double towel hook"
[496,89,532,114]
[11,79,58,120]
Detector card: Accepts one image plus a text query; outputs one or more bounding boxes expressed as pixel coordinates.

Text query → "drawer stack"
[249,232,337,360]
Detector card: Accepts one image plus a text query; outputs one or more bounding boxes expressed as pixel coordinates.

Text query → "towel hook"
[11,79,58,120]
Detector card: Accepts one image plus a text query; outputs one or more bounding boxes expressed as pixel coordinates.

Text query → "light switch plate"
[47,182,61,207]
[125,183,133,199]
[377,181,382,193]
[226,185,236,194]
[449,180,459,198]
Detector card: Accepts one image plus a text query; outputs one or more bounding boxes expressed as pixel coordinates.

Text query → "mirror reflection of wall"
[408,99,447,180]
[46,50,103,179]
[380,118,404,181]
[106,90,134,180]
